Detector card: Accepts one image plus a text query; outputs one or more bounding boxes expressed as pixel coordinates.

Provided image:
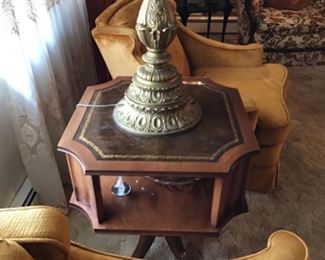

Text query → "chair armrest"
[176,22,263,70]
[92,26,142,78]
[0,206,70,259]
[232,230,309,260]
[0,239,34,260]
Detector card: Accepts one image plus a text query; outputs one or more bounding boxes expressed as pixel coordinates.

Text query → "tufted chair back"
[93,0,191,78]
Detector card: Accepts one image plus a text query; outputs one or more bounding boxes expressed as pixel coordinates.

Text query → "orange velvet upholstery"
[0,206,138,260]
[232,230,309,260]
[92,0,290,192]
[0,207,309,260]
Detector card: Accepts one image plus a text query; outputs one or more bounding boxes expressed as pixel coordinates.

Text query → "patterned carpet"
[68,65,325,259]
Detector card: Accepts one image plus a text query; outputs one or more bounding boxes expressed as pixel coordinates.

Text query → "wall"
[0,94,27,207]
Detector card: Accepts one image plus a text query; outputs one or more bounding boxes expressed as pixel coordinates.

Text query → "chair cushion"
[193,64,290,145]
[107,0,191,76]
[256,5,325,38]
[255,5,325,50]
[255,32,325,50]
[264,50,325,66]
[265,0,311,10]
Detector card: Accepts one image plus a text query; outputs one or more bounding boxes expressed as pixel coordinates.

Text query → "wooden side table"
[58,77,259,259]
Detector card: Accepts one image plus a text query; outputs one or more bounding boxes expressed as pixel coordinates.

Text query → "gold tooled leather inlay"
[76,82,240,161]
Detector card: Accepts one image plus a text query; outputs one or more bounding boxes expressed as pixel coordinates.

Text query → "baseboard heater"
[10,177,38,207]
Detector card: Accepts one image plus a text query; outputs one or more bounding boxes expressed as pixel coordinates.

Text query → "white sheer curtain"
[0,0,96,208]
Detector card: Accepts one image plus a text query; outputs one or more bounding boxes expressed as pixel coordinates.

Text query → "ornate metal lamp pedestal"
[113,0,201,136]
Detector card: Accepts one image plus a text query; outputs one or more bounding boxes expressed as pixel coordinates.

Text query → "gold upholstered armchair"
[0,206,309,260]
[232,230,309,260]
[91,0,290,192]
[0,206,138,260]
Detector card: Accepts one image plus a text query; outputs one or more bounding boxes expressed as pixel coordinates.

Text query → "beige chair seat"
[193,64,289,145]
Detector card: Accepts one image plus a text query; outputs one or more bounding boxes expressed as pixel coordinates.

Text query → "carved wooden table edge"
[58,77,259,260]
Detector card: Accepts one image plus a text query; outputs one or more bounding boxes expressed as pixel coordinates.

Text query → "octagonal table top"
[58,77,258,177]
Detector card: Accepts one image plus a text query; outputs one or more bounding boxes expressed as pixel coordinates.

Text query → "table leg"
[132,235,156,258]
[165,236,188,260]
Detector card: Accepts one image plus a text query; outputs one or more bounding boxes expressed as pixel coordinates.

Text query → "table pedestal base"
[132,235,188,260]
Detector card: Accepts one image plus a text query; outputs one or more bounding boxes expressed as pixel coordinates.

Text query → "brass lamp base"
[113,93,201,136]
[113,0,201,136]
